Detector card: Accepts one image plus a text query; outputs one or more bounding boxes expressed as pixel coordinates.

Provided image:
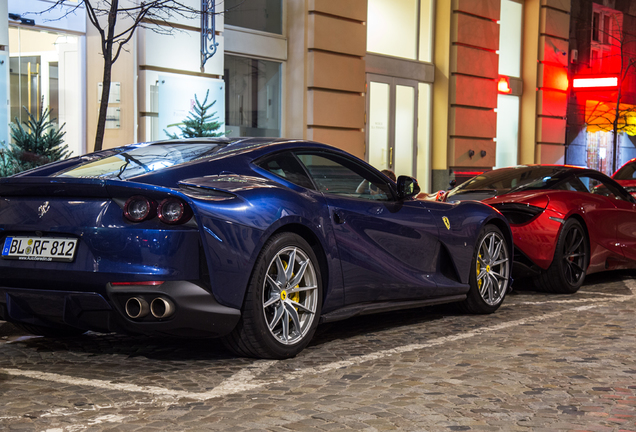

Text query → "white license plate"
[2,236,78,262]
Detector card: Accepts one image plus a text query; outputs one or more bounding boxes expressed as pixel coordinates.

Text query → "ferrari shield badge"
[442,216,451,230]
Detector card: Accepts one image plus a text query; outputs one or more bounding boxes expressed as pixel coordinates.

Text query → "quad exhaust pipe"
[125,297,149,319]
[124,296,175,319]
[151,297,175,319]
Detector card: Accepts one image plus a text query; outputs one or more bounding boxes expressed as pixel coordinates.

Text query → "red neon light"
[454,171,484,177]
[497,77,511,94]
[573,77,618,88]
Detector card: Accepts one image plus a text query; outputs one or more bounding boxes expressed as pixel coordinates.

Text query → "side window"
[295,152,393,201]
[555,177,588,192]
[579,175,632,202]
[257,152,315,189]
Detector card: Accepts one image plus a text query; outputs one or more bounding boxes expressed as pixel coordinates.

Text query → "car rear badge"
[443,216,451,230]
[38,201,50,218]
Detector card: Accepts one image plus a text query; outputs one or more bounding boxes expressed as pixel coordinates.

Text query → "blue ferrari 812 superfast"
[0,138,512,358]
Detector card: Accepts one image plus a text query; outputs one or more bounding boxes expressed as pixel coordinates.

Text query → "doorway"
[366,74,418,178]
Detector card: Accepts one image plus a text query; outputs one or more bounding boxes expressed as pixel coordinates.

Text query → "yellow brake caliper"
[477,254,482,290]
[282,260,300,305]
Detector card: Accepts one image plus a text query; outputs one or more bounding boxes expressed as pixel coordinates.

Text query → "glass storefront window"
[223,55,281,137]
[498,0,523,77]
[367,0,418,60]
[587,131,613,176]
[223,0,283,34]
[8,27,82,156]
[367,0,432,62]
[495,94,520,169]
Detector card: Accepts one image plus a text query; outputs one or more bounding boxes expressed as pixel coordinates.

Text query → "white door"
[366,74,418,178]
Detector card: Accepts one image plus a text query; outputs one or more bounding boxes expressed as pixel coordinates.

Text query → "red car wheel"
[534,218,589,294]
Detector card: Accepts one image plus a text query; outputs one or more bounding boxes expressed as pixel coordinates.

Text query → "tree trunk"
[93,0,118,153]
[94,61,112,152]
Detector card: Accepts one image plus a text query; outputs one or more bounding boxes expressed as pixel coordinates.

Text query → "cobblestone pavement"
[2,273,636,431]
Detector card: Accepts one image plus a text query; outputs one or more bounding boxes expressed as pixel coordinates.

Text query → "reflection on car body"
[0,138,512,359]
[434,164,636,294]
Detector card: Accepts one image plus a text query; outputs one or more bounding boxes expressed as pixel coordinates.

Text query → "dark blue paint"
[0,138,512,337]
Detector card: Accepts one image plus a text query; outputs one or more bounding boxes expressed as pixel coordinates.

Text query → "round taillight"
[158,198,191,224]
[124,196,156,222]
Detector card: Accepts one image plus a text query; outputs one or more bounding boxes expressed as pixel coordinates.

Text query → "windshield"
[613,162,636,180]
[56,143,225,180]
[456,166,568,194]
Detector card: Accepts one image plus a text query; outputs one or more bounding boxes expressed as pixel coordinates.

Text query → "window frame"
[576,173,635,203]
[254,150,316,190]
[293,150,398,202]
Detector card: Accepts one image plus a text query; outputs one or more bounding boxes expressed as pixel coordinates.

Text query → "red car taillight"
[158,197,192,225]
[123,196,192,224]
[123,196,157,222]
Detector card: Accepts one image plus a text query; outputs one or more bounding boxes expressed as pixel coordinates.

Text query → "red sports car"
[437,165,636,293]
[612,158,636,198]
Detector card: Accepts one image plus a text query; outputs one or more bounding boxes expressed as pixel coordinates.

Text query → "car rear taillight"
[158,197,192,224]
[490,203,545,225]
[123,196,157,222]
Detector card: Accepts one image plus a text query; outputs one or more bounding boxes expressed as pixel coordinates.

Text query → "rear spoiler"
[0,177,110,197]
[0,177,177,199]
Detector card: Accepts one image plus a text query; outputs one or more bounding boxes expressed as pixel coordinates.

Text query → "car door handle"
[333,210,345,224]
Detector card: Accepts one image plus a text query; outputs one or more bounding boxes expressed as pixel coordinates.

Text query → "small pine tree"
[0,148,18,178]
[164,90,225,139]
[3,103,70,176]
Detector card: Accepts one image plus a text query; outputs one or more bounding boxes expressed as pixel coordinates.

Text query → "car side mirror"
[449,179,457,189]
[397,175,421,199]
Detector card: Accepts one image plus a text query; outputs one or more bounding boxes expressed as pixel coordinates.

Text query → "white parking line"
[0,360,277,402]
[513,297,627,306]
[2,290,632,402]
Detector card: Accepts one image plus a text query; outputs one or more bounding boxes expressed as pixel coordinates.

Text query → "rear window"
[458,166,567,193]
[55,143,225,180]
[613,162,636,180]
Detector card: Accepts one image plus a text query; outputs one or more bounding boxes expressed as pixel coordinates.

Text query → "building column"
[286,0,367,158]
[520,0,571,164]
[433,0,500,190]
[306,0,367,157]
[432,0,452,191]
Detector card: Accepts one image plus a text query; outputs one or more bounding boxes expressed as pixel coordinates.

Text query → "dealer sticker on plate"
[1,236,78,262]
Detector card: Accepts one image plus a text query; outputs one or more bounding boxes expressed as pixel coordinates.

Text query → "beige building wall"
[432,0,500,188]
[520,0,571,165]
[287,0,367,158]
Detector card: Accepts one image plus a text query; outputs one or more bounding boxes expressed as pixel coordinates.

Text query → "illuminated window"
[367,0,433,61]
[498,0,523,77]
[8,27,83,156]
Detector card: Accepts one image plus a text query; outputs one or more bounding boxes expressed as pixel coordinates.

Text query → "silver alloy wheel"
[476,231,510,306]
[262,246,318,345]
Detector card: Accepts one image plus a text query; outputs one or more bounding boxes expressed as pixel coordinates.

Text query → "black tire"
[459,224,511,314]
[534,218,588,294]
[222,232,323,359]
[15,323,86,338]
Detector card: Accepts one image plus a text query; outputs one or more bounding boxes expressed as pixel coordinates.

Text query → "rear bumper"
[0,281,241,338]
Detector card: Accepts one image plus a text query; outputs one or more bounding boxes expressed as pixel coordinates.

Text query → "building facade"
[565,0,636,176]
[2,0,581,192]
